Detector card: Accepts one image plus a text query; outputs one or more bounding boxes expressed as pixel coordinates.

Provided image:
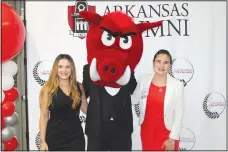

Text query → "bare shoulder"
[40,84,48,94]
[39,84,50,101]
[39,84,49,108]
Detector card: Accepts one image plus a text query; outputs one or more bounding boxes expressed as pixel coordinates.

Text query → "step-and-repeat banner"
[25,1,226,150]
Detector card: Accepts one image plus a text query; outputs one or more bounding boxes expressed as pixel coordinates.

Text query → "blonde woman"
[39,54,87,151]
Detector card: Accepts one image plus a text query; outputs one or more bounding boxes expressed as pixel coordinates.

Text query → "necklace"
[152,82,165,93]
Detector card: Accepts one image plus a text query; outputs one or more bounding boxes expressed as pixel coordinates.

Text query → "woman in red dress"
[132,49,184,151]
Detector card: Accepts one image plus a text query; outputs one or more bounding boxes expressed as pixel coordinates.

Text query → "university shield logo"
[68,0,96,39]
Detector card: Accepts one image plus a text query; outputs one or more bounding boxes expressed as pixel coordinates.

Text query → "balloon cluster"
[1,3,26,151]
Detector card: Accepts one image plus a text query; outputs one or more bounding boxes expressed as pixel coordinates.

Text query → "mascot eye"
[101,31,115,46]
[119,36,132,50]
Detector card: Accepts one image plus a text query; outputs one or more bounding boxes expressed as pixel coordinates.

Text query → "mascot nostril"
[111,68,115,73]
[103,66,115,73]
[104,65,109,71]
[80,10,163,150]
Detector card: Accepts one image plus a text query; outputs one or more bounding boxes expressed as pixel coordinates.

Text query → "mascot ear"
[79,11,102,25]
[136,21,163,33]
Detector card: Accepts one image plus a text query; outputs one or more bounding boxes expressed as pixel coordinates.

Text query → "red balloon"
[2,3,26,63]
[1,101,15,116]
[4,136,19,151]
[4,87,19,102]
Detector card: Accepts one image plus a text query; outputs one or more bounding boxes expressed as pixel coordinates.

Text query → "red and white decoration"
[1,2,26,151]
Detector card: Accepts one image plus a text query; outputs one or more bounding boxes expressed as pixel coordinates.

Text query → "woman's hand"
[162,138,175,150]
[40,141,48,151]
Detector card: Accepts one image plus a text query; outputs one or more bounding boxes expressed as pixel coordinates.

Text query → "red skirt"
[141,83,179,150]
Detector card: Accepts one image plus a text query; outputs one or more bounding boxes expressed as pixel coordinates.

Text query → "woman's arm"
[169,82,184,140]
[39,87,49,148]
[79,83,88,114]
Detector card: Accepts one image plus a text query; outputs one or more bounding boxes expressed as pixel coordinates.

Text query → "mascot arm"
[126,73,137,95]
[82,64,90,98]
[130,75,141,105]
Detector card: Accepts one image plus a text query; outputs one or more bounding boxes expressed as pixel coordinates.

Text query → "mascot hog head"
[80,11,162,88]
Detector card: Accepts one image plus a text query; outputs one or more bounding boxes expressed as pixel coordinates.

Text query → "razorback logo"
[80,11,162,88]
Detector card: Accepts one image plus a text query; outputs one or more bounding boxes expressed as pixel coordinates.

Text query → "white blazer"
[131,73,184,140]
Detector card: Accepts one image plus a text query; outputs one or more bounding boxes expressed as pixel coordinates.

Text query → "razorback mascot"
[79,10,162,150]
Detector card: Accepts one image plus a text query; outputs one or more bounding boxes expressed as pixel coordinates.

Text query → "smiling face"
[153,53,171,76]
[57,59,72,80]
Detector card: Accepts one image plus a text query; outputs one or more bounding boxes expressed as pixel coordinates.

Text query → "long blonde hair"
[39,54,80,109]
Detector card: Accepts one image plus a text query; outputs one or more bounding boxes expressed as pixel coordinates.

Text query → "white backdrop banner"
[25,1,226,150]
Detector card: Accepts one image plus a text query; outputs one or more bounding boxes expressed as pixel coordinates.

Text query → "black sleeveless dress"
[46,83,85,151]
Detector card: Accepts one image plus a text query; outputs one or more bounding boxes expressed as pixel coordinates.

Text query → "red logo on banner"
[68,0,96,39]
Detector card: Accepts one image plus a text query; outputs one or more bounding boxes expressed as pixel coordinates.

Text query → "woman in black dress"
[39,54,87,151]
